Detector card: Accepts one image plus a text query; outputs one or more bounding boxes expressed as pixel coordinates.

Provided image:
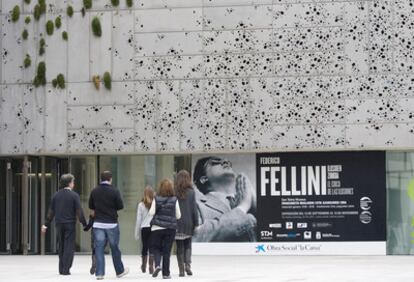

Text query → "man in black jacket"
[88,171,129,280]
[42,173,87,275]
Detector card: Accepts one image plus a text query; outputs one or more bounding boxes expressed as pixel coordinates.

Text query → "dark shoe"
[163,275,171,279]
[141,256,148,273]
[90,254,96,275]
[185,264,193,276]
[177,251,185,277]
[148,255,154,275]
[60,272,71,276]
[152,267,161,278]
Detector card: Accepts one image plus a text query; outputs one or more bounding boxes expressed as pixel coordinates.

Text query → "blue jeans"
[94,226,125,277]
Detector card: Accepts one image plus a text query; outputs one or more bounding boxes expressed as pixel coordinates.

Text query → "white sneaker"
[96,276,104,280]
[116,267,129,278]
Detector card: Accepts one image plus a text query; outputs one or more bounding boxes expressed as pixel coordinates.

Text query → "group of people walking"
[42,169,198,280]
[135,170,198,278]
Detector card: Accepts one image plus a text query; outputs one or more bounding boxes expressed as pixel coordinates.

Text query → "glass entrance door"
[42,157,69,254]
[27,157,40,255]
[0,159,12,254]
[0,158,24,254]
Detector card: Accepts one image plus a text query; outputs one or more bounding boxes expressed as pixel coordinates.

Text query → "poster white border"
[193,242,386,256]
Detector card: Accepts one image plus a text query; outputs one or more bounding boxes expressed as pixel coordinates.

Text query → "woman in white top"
[134,186,155,274]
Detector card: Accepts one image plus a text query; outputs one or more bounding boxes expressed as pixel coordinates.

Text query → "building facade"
[0,0,414,255]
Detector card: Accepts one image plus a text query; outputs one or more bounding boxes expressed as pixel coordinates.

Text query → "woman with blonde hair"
[134,186,155,274]
[174,170,198,277]
[149,179,181,279]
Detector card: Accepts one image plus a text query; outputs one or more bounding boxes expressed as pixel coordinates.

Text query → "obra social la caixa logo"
[255,244,266,253]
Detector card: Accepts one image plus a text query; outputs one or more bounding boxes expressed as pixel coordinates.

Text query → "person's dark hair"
[101,171,112,182]
[175,170,193,199]
[158,179,175,197]
[193,156,221,194]
[60,173,74,188]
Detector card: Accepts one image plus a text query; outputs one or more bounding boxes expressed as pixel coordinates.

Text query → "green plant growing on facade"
[38,0,46,13]
[67,5,74,17]
[33,62,46,87]
[126,0,133,8]
[55,16,62,29]
[33,0,46,21]
[103,72,111,90]
[25,16,31,24]
[34,5,42,21]
[11,5,20,22]
[46,20,54,35]
[91,17,102,37]
[62,31,68,41]
[83,0,92,9]
[39,38,46,56]
[56,74,65,89]
[22,29,29,40]
[81,8,86,17]
[111,0,120,7]
[25,0,31,4]
[52,74,65,89]
[92,75,100,90]
[24,54,31,68]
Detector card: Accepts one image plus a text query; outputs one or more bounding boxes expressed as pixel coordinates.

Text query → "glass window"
[386,152,414,254]
[99,155,191,255]
[70,156,98,252]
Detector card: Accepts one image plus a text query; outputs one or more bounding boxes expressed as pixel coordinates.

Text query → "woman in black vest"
[174,170,198,277]
[149,179,181,279]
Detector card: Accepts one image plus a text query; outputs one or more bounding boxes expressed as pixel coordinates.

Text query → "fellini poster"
[191,151,386,255]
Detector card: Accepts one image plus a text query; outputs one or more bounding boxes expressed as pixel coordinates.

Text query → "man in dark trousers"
[88,171,129,280]
[41,173,87,275]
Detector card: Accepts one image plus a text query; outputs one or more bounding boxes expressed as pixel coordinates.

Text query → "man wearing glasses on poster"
[192,156,257,242]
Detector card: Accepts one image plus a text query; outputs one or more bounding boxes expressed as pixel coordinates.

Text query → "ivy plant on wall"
[67,6,74,18]
[57,74,65,89]
[103,72,112,90]
[91,17,102,37]
[11,5,20,22]
[33,0,46,21]
[25,16,31,24]
[39,38,46,56]
[126,0,133,8]
[25,0,31,4]
[52,74,65,89]
[22,29,29,40]
[24,54,31,68]
[33,62,46,87]
[34,5,42,21]
[93,75,100,90]
[62,31,68,41]
[38,0,46,13]
[83,0,92,9]
[46,20,54,36]
[111,0,120,7]
[55,16,62,29]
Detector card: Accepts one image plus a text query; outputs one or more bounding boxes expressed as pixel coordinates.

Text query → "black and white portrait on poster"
[191,154,257,242]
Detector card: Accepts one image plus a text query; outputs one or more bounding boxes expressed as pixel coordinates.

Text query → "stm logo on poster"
[261,231,273,237]
[261,230,273,240]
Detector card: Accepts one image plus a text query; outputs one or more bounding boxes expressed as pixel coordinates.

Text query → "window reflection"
[387,152,414,254]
